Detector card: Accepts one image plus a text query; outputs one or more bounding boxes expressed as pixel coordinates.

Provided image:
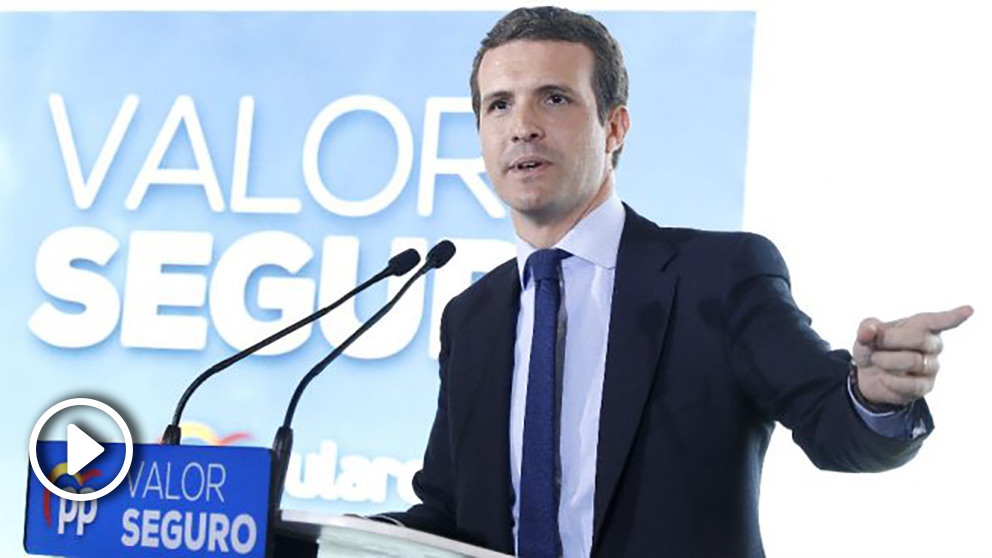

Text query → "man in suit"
[382,7,973,557]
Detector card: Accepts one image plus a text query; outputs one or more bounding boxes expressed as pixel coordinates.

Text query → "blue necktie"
[519,248,569,558]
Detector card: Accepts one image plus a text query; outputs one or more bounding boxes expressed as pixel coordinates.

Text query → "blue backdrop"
[1,11,755,552]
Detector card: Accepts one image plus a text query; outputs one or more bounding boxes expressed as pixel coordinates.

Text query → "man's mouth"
[509,159,550,173]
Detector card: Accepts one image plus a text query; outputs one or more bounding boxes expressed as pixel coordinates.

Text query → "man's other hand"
[853,305,974,407]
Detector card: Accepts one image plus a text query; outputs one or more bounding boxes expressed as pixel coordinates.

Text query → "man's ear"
[605,105,630,163]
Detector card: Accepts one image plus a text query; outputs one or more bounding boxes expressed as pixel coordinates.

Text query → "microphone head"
[425,240,456,270]
[387,248,421,276]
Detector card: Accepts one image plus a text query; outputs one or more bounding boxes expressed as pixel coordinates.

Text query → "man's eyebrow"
[535,83,578,97]
[481,84,579,108]
[481,90,512,107]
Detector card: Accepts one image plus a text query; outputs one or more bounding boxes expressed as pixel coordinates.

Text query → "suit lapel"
[592,207,679,550]
[449,261,520,552]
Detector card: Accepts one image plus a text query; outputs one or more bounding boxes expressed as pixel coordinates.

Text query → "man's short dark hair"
[470,6,630,168]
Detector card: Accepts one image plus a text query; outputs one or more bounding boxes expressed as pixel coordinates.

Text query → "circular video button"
[28,398,134,502]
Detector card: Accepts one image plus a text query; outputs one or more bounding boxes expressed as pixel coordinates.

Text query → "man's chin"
[507,195,552,216]
[509,199,575,226]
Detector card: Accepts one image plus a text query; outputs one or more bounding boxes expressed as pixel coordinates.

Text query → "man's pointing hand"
[852,305,974,407]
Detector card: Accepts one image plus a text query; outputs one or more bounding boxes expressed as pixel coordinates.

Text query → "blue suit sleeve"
[846,375,931,440]
[375,302,459,538]
[723,233,933,472]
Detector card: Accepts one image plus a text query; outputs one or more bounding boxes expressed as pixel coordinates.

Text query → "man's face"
[476,40,618,226]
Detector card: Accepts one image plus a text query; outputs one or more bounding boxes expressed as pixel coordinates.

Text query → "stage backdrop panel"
[0,11,754,552]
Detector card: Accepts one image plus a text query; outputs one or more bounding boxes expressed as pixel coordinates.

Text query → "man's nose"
[511,106,543,143]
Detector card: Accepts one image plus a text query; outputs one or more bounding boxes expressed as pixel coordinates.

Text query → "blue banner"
[25,442,270,557]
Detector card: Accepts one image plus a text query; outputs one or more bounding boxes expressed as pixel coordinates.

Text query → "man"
[382,7,973,557]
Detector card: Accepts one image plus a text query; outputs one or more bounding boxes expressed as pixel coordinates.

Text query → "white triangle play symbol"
[67,424,105,476]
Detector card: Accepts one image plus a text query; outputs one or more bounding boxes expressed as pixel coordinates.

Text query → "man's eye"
[547,94,568,105]
[488,99,509,112]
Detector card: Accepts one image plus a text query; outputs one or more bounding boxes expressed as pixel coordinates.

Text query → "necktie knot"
[526,248,570,285]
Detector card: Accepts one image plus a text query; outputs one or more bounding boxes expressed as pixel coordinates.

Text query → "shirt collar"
[515,190,626,287]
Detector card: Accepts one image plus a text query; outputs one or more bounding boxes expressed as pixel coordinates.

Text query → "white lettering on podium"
[185,511,207,551]
[141,509,161,548]
[208,513,229,552]
[56,486,98,536]
[231,514,257,554]
[163,464,181,501]
[122,509,256,554]
[207,463,227,504]
[182,462,206,501]
[126,460,226,503]
[142,462,164,500]
[121,508,140,546]
[122,461,254,551]
[160,510,184,550]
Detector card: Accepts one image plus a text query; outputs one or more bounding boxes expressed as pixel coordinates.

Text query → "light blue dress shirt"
[508,191,922,557]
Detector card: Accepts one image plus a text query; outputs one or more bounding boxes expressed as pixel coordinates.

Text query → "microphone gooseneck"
[269,240,456,512]
[161,248,421,445]
[279,240,456,431]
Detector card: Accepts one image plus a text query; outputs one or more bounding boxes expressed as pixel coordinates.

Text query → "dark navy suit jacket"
[388,205,932,557]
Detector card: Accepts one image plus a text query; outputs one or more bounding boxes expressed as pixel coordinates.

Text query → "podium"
[275,510,513,558]
[25,440,513,557]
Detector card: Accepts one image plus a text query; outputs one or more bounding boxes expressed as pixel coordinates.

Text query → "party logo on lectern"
[42,462,103,534]
[26,442,271,557]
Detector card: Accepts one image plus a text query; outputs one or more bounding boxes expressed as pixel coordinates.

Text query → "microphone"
[424,239,456,270]
[269,240,456,511]
[161,248,421,445]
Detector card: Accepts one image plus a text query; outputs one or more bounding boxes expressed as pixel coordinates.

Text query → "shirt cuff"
[846,375,929,440]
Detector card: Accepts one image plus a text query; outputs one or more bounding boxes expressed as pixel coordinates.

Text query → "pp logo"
[43,462,102,536]
[174,421,251,446]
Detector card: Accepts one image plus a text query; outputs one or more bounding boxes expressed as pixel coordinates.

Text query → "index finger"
[906,305,974,333]
[856,318,883,345]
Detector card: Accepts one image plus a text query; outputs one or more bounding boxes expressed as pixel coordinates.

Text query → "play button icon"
[67,424,105,475]
[28,397,133,502]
